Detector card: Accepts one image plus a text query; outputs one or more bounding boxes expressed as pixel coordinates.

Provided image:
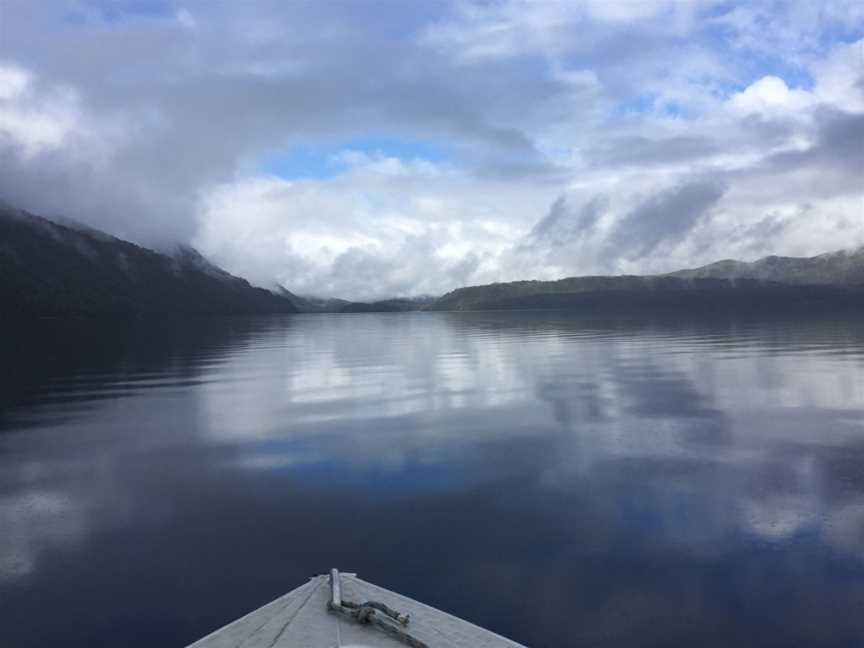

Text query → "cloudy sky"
[1,0,862,299]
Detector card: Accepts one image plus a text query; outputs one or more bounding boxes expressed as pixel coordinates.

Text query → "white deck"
[187,572,528,648]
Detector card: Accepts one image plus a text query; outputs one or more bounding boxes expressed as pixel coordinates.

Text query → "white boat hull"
[187,571,528,648]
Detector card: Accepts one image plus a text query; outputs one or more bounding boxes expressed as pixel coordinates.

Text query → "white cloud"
[0,62,84,158]
[194,156,548,299]
[811,38,864,112]
[728,76,814,115]
[0,1,861,297]
[421,0,699,64]
[176,8,196,30]
[196,24,864,295]
[0,64,29,100]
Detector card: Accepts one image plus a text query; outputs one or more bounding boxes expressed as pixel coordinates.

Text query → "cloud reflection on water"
[1,313,863,647]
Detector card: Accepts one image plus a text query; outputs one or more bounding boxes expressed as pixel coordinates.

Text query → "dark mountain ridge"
[3,203,861,317]
[0,206,296,318]
[429,248,864,312]
[667,247,864,285]
[272,286,352,313]
[339,296,436,313]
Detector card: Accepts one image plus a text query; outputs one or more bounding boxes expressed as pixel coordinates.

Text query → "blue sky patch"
[64,0,177,25]
[610,94,659,118]
[259,135,451,179]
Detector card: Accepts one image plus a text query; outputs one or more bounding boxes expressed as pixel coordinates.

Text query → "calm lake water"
[1,312,864,647]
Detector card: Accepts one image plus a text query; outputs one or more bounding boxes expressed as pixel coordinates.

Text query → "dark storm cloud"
[587,135,721,167]
[723,108,864,204]
[738,113,800,147]
[766,109,864,175]
[470,157,572,183]
[515,179,727,275]
[526,195,607,248]
[0,146,200,245]
[726,213,793,256]
[611,179,727,258]
[0,1,580,245]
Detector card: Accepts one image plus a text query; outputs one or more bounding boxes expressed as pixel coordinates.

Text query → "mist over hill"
[429,250,864,313]
[2,204,862,318]
[0,206,296,318]
[667,248,864,285]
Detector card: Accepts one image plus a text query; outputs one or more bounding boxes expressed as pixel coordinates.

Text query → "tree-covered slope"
[667,248,864,284]
[0,206,296,318]
[429,249,864,313]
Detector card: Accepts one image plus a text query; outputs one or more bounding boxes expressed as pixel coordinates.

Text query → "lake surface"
[1,312,864,647]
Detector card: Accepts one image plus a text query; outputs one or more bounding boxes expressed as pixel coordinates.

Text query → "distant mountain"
[0,206,297,318]
[667,248,864,285]
[271,286,352,313]
[429,249,864,313]
[339,297,435,313]
[4,202,861,318]
[272,286,434,313]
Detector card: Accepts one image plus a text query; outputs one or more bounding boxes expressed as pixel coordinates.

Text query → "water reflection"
[1,313,863,647]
